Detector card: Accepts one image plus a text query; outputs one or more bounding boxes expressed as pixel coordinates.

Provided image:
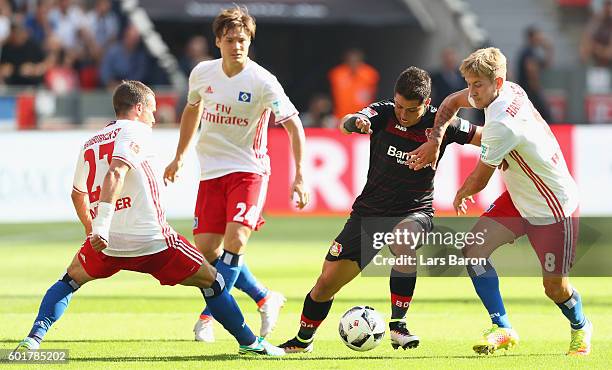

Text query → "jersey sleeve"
[262,76,298,125]
[444,117,477,145]
[187,65,204,105]
[355,101,389,134]
[112,127,145,168]
[72,148,88,194]
[480,121,521,167]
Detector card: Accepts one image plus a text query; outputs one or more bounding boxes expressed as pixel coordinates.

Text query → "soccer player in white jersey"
[14,81,284,357]
[163,6,308,342]
[407,47,591,356]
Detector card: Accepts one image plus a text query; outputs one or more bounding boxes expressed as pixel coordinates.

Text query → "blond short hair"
[213,5,256,40]
[459,47,507,81]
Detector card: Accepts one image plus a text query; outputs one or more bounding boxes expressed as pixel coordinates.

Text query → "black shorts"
[325,211,433,269]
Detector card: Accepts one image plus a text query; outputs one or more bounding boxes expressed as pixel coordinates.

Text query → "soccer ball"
[338,306,386,351]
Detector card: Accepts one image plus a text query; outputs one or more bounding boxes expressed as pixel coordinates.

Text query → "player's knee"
[66,262,91,286]
[462,244,480,259]
[461,240,491,259]
[223,232,249,253]
[200,270,226,298]
[193,263,218,286]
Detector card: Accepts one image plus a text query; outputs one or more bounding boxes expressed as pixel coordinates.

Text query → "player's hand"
[407,140,441,170]
[163,157,183,185]
[291,176,309,209]
[453,194,475,215]
[90,234,108,251]
[355,116,373,134]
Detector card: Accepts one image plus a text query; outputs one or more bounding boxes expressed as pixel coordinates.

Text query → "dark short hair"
[394,66,431,103]
[213,5,256,40]
[112,80,154,116]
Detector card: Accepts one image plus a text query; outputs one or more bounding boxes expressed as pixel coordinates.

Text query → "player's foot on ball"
[258,291,286,337]
[14,337,40,352]
[278,336,314,353]
[193,315,215,342]
[239,336,286,357]
[389,321,419,350]
[567,319,593,356]
[472,324,519,355]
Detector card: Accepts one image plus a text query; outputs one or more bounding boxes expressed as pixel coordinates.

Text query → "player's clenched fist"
[354,117,373,134]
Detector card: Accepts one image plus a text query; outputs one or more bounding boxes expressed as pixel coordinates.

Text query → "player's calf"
[542,277,572,303]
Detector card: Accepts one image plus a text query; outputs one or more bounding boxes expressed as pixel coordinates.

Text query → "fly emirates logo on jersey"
[202,103,249,127]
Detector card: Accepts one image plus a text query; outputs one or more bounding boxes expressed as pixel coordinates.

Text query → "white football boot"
[258,291,287,337]
[193,316,215,342]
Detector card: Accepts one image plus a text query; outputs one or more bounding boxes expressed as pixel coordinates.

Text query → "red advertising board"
[265,126,575,216]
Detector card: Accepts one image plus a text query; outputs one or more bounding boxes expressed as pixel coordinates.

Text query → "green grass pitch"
[1,217,611,369]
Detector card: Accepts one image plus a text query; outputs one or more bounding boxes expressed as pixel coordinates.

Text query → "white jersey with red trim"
[188,58,298,180]
[479,81,578,225]
[72,120,182,257]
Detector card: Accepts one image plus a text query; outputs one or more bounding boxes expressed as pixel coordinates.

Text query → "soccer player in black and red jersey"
[279,67,483,353]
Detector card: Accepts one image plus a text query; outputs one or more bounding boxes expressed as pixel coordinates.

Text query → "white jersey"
[188,58,298,180]
[479,81,579,225]
[72,120,176,257]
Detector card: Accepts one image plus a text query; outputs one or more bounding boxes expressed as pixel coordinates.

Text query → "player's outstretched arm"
[408,89,472,170]
[282,116,310,209]
[453,160,495,215]
[339,114,372,135]
[90,159,130,251]
[164,100,205,185]
[71,190,92,236]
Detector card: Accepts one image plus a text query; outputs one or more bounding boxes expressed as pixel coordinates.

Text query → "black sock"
[390,269,417,322]
[296,292,333,342]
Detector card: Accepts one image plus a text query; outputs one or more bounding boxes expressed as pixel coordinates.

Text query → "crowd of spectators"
[0,0,163,93]
[2,1,612,127]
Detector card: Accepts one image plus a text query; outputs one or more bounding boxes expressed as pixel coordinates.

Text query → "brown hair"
[394,66,431,102]
[112,80,154,116]
[459,47,507,81]
[212,5,256,40]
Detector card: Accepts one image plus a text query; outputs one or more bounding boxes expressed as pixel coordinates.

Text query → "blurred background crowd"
[1,0,612,129]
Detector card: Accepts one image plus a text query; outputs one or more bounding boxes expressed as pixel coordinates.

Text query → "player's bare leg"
[280,259,360,353]
[194,233,224,263]
[16,254,96,352]
[542,275,592,356]
[463,217,519,355]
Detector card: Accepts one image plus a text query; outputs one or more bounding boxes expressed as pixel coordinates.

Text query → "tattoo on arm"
[431,105,456,141]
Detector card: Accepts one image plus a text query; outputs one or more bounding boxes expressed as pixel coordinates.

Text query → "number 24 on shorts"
[233,202,259,228]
